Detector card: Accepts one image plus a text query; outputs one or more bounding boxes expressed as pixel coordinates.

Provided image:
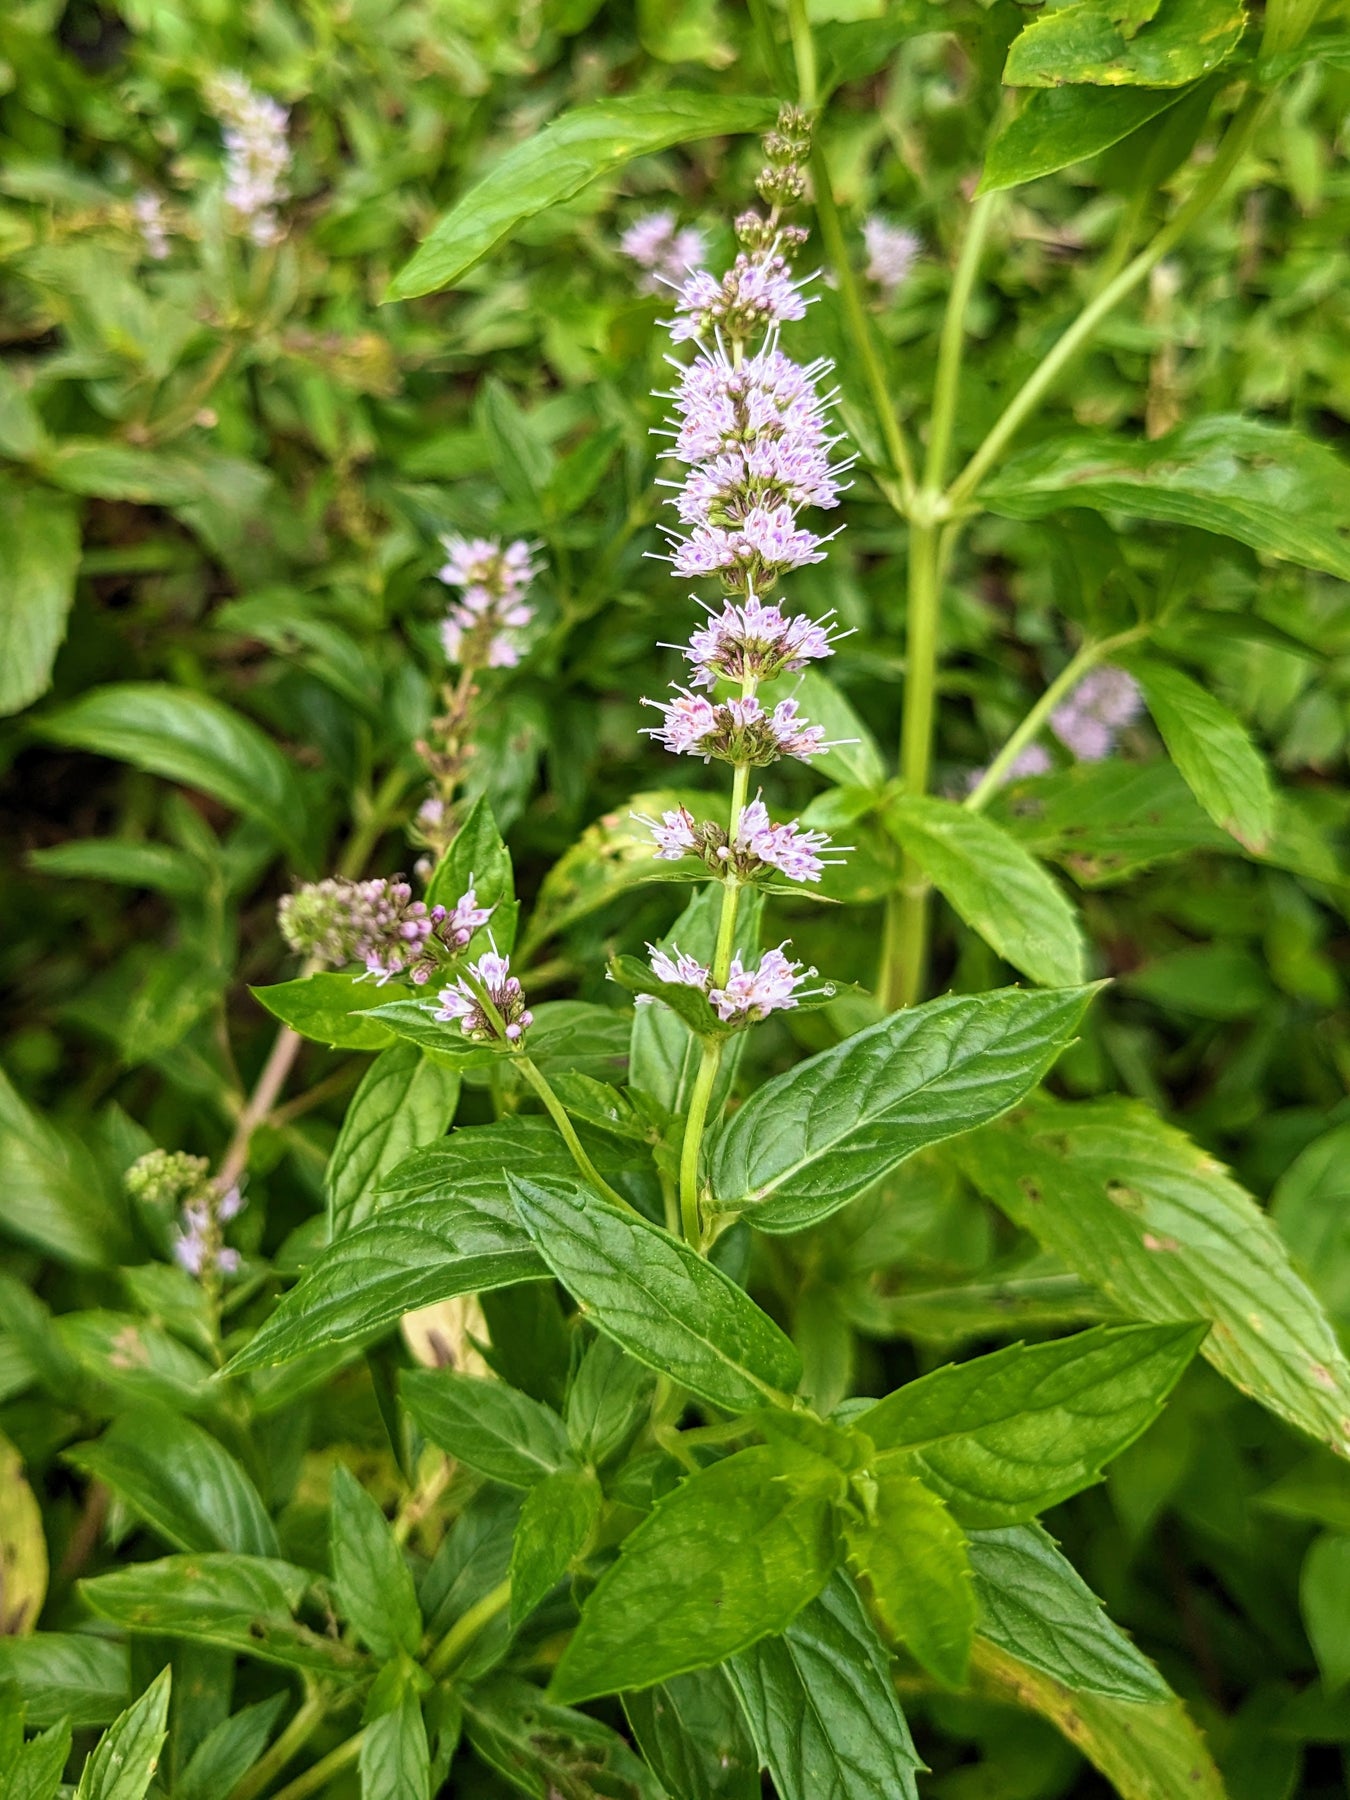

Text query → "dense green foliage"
[3,0,1350,1796]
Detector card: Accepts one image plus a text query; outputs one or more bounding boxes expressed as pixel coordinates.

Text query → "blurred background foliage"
[2,0,1350,1793]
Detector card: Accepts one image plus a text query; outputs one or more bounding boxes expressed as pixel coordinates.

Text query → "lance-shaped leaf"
[1128,657,1276,853]
[622,1669,760,1800]
[708,985,1096,1233]
[882,795,1086,988]
[609,954,723,1037]
[844,1465,975,1687]
[0,482,80,717]
[326,1042,461,1237]
[970,1637,1225,1800]
[465,1675,667,1800]
[507,1174,801,1410]
[424,794,516,953]
[37,683,310,865]
[389,94,777,298]
[980,84,1193,193]
[551,1443,841,1703]
[724,1573,923,1800]
[65,1408,277,1557]
[858,1323,1203,1525]
[982,417,1350,582]
[969,1524,1170,1702]
[401,1368,573,1489]
[330,1464,422,1661]
[1002,0,1246,88]
[510,1467,602,1627]
[0,1635,127,1727]
[251,972,396,1051]
[226,1137,557,1374]
[956,1096,1350,1458]
[74,1665,171,1800]
[79,1555,367,1678]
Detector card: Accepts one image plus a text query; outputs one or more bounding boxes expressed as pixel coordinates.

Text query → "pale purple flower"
[708,944,819,1024]
[279,876,436,982]
[435,950,533,1044]
[669,252,807,344]
[443,883,493,950]
[643,692,831,766]
[667,347,837,466]
[964,742,1053,794]
[767,697,828,761]
[648,945,712,989]
[636,805,701,860]
[173,1188,243,1282]
[1050,666,1144,763]
[438,535,537,669]
[208,73,290,247]
[682,593,843,688]
[669,508,829,588]
[642,689,721,758]
[620,211,708,294]
[731,798,838,883]
[134,191,170,260]
[864,217,920,297]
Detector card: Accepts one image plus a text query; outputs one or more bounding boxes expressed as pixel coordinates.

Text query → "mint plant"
[4,0,1350,1796]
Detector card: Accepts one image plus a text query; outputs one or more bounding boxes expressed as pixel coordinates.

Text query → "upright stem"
[786,0,818,108]
[947,92,1265,510]
[267,1733,364,1800]
[923,194,997,494]
[677,759,750,1248]
[425,1576,513,1678]
[226,1695,325,1800]
[517,1057,633,1212]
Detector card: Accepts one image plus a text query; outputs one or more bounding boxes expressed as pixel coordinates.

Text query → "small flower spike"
[278,877,492,985]
[642,692,830,766]
[208,73,290,247]
[438,536,538,670]
[1050,666,1144,763]
[709,944,820,1024]
[435,951,533,1044]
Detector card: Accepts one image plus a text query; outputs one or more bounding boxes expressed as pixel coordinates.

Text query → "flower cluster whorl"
[438,535,537,670]
[278,876,492,986]
[208,73,290,247]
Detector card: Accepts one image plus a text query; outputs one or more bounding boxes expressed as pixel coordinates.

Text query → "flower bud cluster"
[756,106,812,210]
[278,877,491,985]
[649,941,823,1026]
[208,73,290,247]
[1050,666,1143,763]
[438,535,537,670]
[435,951,533,1045]
[620,211,708,294]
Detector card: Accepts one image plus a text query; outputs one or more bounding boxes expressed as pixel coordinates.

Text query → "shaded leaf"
[464,1674,666,1800]
[330,1464,422,1661]
[0,483,80,717]
[402,1367,573,1488]
[980,84,1192,192]
[1129,657,1276,852]
[327,1043,460,1237]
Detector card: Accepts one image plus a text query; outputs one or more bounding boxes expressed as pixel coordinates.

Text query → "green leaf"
[329,1464,422,1661]
[79,1555,367,1678]
[551,1443,841,1703]
[507,1174,802,1410]
[327,1043,461,1237]
[970,1637,1225,1800]
[0,1714,70,1800]
[1271,1120,1350,1329]
[622,1669,760,1800]
[74,1665,171,1800]
[476,378,555,507]
[858,1323,1202,1525]
[360,1665,430,1800]
[609,953,722,1036]
[1128,657,1276,852]
[956,1095,1350,1458]
[251,973,398,1052]
[1301,1533,1350,1692]
[65,1408,278,1557]
[0,1068,127,1268]
[510,1467,601,1627]
[980,84,1193,193]
[993,758,1228,886]
[882,795,1086,987]
[356,998,501,1066]
[0,1635,127,1727]
[388,94,777,299]
[401,1367,573,1488]
[0,363,48,460]
[0,1431,46,1637]
[844,1466,975,1686]
[464,1675,667,1800]
[424,794,516,952]
[28,838,203,900]
[724,1572,923,1800]
[37,684,309,864]
[1003,0,1246,87]
[58,1312,215,1413]
[969,1523,1171,1701]
[708,985,1096,1234]
[176,1696,288,1800]
[983,417,1350,583]
[565,1335,655,1469]
[0,483,80,717]
[42,443,270,512]
[227,1129,561,1374]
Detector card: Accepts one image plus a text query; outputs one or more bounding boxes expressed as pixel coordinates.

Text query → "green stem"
[785,0,818,108]
[964,625,1150,813]
[923,193,997,494]
[425,1576,513,1679]
[266,1732,364,1800]
[225,1694,325,1800]
[517,1057,633,1212]
[947,91,1266,510]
